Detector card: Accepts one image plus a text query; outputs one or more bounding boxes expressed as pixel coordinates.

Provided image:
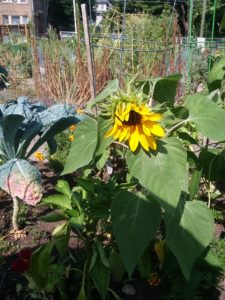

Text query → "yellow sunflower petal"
[116,103,131,121]
[105,123,118,138]
[150,124,165,137]
[123,127,131,141]
[146,135,157,150]
[146,113,163,121]
[138,129,150,151]
[114,127,122,139]
[134,105,150,115]
[115,116,122,126]
[118,127,129,142]
[142,122,151,136]
[129,126,139,152]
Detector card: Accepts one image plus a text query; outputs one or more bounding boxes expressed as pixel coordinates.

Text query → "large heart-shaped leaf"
[186,94,225,141]
[111,191,161,276]
[207,56,225,92]
[153,73,182,106]
[62,118,98,174]
[126,138,188,215]
[166,200,214,279]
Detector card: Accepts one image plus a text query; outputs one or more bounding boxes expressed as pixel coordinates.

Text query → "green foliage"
[0,97,82,201]
[112,191,161,275]
[30,243,54,289]
[212,237,225,271]
[0,42,32,80]
[126,138,188,215]
[207,56,225,92]
[152,74,182,107]
[21,72,225,299]
[48,130,73,173]
[199,148,225,181]
[62,118,98,175]
[0,97,82,163]
[186,94,225,141]
[166,200,214,279]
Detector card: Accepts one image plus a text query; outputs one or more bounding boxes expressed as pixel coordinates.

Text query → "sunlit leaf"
[166,200,214,279]
[126,138,188,215]
[186,94,225,141]
[41,194,72,210]
[62,118,98,174]
[207,56,225,92]
[153,73,182,106]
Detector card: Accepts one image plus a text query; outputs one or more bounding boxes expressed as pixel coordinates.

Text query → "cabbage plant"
[0,96,83,231]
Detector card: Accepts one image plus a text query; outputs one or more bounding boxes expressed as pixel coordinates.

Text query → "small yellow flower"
[69,124,76,132]
[77,109,84,114]
[148,273,160,286]
[105,102,164,152]
[69,135,74,142]
[105,233,112,239]
[34,151,45,161]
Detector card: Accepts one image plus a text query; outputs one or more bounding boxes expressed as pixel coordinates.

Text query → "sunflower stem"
[165,118,190,137]
[12,196,19,230]
[112,141,129,149]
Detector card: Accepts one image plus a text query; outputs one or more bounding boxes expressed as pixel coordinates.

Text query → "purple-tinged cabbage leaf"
[0,159,42,205]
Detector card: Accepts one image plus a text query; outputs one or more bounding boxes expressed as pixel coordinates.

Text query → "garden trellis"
[86,0,225,92]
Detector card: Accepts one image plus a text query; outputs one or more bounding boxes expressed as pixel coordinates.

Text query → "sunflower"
[105,102,164,152]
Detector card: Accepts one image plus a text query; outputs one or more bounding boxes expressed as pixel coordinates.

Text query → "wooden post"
[81,4,96,101]
[73,0,77,34]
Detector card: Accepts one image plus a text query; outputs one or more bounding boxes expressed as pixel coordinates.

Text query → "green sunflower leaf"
[95,116,113,157]
[126,137,188,215]
[87,79,119,109]
[152,73,182,107]
[111,191,161,276]
[199,148,225,181]
[166,200,214,279]
[186,94,225,141]
[207,56,225,92]
[62,118,98,175]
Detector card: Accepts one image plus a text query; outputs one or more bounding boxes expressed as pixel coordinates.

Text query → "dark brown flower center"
[123,110,141,126]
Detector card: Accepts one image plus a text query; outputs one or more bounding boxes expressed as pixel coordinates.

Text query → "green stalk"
[12,196,19,230]
[187,0,194,92]
[208,0,217,71]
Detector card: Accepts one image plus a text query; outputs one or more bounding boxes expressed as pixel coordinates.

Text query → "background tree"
[48,0,224,37]
[48,0,95,31]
